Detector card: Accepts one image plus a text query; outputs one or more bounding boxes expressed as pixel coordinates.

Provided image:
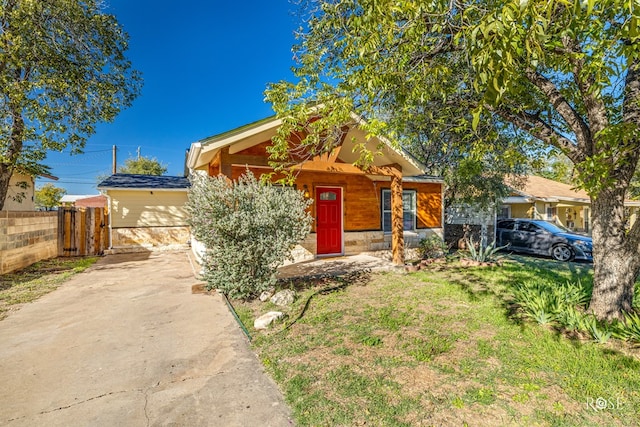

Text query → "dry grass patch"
[0,257,98,320]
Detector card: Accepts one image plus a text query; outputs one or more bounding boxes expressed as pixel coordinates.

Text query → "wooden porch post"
[220,147,232,178]
[365,163,405,265]
[390,169,405,265]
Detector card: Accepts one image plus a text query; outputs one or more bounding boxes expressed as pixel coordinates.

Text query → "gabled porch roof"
[186,114,427,178]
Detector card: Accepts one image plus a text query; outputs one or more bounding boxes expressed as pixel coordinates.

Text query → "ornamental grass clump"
[187,171,313,299]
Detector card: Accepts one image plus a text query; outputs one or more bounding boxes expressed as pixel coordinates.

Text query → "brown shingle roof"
[513,176,590,201]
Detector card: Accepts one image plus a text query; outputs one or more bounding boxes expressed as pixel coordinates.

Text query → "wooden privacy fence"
[58,207,109,257]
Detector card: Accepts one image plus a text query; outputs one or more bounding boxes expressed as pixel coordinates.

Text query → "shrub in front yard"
[187,171,312,299]
[417,235,448,259]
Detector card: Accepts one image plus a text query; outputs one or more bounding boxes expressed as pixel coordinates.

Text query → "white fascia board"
[186,142,202,170]
[201,118,283,152]
[502,196,534,204]
[554,196,590,204]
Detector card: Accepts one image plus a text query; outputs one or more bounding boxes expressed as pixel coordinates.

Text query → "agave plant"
[466,236,508,263]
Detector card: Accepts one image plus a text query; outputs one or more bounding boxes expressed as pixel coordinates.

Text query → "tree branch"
[524,68,591,154]
[562,36,607,155]
[489,104,584,163]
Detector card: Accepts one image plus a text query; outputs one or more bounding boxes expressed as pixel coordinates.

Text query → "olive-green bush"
[187,171,312,299]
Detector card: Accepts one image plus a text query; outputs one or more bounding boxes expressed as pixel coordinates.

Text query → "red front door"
[316,187,342,255]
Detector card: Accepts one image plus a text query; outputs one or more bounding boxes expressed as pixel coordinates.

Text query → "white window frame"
[382,189,417,232]
[545,204,556,221]
[498,205,511,219]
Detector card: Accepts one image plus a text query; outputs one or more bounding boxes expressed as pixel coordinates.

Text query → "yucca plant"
[611,311,640,343]
[512,281,560,325]
[580,315,612,344]
[511,280,590,328]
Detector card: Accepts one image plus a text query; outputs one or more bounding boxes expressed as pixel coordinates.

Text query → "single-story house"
[97,174,191,252]
[186,115,444,265]
[500,175,640,232]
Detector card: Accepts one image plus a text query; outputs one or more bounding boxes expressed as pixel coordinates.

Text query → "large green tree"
[266,0,640,321]
[0,0,141,210]
[35,182,65,211]
[118,156,167,176]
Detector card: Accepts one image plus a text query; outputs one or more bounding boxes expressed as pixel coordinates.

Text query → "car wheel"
[551,244,574,262]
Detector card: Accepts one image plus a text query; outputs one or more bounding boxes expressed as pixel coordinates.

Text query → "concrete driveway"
[0,251,293,426]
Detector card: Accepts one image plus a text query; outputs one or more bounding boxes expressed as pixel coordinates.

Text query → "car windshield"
[536,221,571,233]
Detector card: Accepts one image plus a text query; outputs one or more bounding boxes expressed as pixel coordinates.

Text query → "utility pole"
[112,145,117,174]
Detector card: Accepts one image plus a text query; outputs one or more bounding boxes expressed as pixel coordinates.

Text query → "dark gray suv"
[496,219,593,262]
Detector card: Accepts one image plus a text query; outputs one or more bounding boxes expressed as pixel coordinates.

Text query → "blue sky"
[37,1,299,194]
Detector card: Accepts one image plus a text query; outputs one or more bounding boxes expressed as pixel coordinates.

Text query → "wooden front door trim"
[315,186,343,256]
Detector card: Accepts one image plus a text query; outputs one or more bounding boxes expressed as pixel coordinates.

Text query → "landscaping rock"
[254,311,285,330]
[259,289,275,302]
[270,289,296,306]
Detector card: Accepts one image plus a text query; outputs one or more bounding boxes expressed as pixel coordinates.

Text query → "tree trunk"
[589,189,640,321]
[0,163,14,211]
[0,106,25,211]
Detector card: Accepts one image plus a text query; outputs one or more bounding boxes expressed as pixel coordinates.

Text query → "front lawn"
[235,256,640,426]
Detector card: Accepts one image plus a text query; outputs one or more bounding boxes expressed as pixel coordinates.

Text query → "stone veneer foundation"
[286,228,444,264]
[107,226,191,254]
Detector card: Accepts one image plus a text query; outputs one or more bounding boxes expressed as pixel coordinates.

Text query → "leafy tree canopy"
[35,183,66,211]
[533,152,575,185]
[118,156,167,176]
[266,0,640,321]
[0,0,142,210]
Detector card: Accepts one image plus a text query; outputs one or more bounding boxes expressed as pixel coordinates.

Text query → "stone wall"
[287,228,444,264]
[108,226,191,253]
[0,211,58,274]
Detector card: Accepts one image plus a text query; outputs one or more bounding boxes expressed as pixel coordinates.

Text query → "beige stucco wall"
[509,203,532,219]
[0,211,58,274]
[504,202,595,232]
[2,173,35,211]
[107,189,189,228]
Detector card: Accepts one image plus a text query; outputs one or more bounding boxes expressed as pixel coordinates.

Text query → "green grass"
[0,257,98,320]
[235,255,640,426]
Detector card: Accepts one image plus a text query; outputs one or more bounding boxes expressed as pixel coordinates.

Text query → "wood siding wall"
[227,165,442,232]
[108,190,189,228]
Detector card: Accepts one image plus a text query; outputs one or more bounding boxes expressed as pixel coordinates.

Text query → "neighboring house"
[2,172,36,211]
[186,115,444,264]
[500,175,640,233]
[97,174,191,252]
[60,194,107,208]
[2,171,59,211]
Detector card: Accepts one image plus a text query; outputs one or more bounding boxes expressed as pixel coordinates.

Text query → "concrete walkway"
[0,251,293,426]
